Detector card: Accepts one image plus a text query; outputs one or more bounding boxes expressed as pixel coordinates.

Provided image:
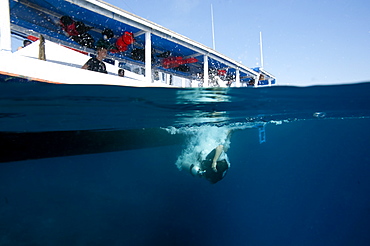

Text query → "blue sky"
[107,0,370,86]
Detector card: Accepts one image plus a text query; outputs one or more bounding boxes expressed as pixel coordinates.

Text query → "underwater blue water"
[0,80,370,245]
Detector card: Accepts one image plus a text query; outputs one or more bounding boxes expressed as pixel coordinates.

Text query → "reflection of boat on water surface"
[175,87,231,124]
[0,82,261,163]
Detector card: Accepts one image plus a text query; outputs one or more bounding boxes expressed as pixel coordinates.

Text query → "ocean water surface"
[0,80,369,245]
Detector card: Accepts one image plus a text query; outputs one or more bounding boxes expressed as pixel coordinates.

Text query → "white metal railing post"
[0,0,12,52]
[145,31,152,83]
[254,74,260,87]
[165,73,169,85]
[235,68,240,87]
[203,55,209,87]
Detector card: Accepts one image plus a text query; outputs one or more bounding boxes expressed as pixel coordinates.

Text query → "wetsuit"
[84,57,107,74]
[200,148,230,184]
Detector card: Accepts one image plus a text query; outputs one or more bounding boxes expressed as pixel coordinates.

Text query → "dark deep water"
[0,81,370,245]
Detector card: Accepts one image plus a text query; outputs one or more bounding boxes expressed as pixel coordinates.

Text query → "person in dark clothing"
[118,69,125,77]
[176,128,233,184]
[190,144,230,184]
[81,46,108,74]
[17,39,32,50]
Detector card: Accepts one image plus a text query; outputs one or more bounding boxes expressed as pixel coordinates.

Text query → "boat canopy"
[8,0,275,85]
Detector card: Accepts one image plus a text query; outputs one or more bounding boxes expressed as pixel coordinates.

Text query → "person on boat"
[17,39,32,50]
[81,46,108,74]
[118,69,125,77]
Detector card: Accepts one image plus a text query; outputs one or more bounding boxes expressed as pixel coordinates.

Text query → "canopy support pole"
[0,0,12,52]
[211,4,216,50]
[203,55,209,87]
[259,32,264,69]
[145,31,151,83]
